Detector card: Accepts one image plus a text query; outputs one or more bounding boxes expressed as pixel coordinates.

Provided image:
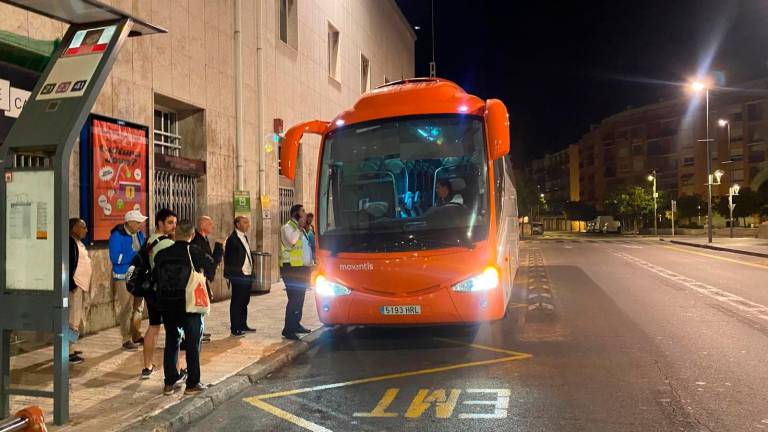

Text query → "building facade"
[0,0,415,334]
[576,80,768,210]
[530,144,580,214]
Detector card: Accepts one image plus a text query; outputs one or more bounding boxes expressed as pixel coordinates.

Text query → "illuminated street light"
[647,170,657,236]
[728,183,740,238]
[690,77,715,243]
[713,169,725,185]
[718,118,728,127]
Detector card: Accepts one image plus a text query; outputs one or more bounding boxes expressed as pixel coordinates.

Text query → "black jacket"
[153,241,216,313]
[69,237,79,292]
[191,231,223,282]
[223,231,252,282]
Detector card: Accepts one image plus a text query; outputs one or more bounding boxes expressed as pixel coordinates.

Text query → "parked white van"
[589,216,622,234]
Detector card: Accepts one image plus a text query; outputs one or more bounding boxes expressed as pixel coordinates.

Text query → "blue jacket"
[108,224,146,280]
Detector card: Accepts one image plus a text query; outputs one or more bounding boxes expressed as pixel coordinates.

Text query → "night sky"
[394,0,768,163]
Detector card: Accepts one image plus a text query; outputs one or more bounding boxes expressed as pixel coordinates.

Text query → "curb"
[660,238,768,259]
[123,327,330,432]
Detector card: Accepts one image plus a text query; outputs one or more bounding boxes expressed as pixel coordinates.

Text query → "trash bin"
[250,251,271,294]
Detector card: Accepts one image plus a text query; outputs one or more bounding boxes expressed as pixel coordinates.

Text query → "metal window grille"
[154,170,197,222]
[154,108,181,157]
[13,153,51,168]
[279,186,295,225]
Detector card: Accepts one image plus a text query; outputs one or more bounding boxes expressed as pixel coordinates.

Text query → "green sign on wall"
[234,191,251,216]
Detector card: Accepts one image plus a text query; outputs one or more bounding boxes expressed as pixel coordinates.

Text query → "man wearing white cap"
[109,209,147,350]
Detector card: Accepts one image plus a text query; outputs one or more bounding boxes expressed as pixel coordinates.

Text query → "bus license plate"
[380,305,421,315]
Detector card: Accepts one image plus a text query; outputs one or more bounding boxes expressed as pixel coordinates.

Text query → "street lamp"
[728,183,740,238]
[647,170,657,236]
[691,78,715,243]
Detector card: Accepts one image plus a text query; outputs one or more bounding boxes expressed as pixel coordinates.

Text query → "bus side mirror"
[485,99,510,160]
[280,120,330,180]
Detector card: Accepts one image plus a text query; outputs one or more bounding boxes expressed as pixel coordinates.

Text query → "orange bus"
[280,78,519,325]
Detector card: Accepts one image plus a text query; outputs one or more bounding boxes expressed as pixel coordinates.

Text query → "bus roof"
[330,78,486,131]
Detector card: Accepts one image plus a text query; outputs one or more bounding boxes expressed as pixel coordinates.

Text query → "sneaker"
[296,326,311,334]
[69,354,84,364]
[230,330,245,338]
[141,365,155,380]
[179,368,188,383]
[122,341,139,351]
[163,382,183,396]
[133,337,145,345]
[184,383,207,395]
[202,333,212,343]
[242,326,257,333]
[72,350,83,356]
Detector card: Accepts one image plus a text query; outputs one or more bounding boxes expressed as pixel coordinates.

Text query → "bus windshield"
[318,115,490,254]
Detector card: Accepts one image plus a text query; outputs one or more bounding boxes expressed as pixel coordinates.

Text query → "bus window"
[494,157,504,222]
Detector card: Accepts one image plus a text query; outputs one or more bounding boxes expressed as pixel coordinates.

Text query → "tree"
[676,194,705,225]
[716,188,762,227]
[512,169,539,219]
[603,185,655,232]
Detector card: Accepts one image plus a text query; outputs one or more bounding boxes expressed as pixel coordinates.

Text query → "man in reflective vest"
[280,204,314,340]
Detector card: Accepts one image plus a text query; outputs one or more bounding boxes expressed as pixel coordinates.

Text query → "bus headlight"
[315,275,352,297]
[451,266,499,292]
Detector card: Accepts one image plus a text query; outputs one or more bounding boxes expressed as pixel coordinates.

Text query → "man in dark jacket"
[153,220,215,396]
[223,215,254,337]
[191,215,223,343]
[68,218,92,364]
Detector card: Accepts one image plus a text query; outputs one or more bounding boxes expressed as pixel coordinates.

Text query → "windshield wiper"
[393,230,475,251]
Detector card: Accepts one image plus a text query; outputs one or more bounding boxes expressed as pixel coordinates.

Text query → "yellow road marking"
[249,398,333,432]
[433,338,531,357]
[663,245,768,269]
[405,389,461,418]
[244,338,532,431]
[353,388,400,417]
[246,354,531,401]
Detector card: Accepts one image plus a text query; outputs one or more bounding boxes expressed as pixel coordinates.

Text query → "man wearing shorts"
[140,208,177,379]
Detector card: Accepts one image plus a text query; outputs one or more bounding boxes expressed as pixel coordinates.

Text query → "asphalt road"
[186,234,768,432]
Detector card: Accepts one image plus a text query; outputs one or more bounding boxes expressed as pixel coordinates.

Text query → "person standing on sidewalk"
[140,208,177,379]
[192,216,224,343]
[109,210,147,351]
[224,215,255,337]
[154,220,216,396]
[280,204,314,340]
[305,212,316,264]
[68,218,92,364]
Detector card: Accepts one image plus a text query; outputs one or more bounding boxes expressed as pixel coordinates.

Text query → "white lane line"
[615,252,768,321]
[622,244,642,249]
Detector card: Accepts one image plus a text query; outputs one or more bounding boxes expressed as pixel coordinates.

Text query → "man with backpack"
[153,220,216,395]
[136,209,177,379]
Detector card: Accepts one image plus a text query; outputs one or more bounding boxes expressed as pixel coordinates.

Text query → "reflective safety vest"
[280,219,305,267]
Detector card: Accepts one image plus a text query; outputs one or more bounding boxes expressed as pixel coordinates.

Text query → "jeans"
[162,310,203,387]
[280,265,311,334]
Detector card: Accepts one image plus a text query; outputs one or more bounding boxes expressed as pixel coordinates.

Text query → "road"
[186,234,768,431]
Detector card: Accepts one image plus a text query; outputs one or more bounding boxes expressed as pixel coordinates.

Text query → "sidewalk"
[9,286,321,431]
[661,236,768,258]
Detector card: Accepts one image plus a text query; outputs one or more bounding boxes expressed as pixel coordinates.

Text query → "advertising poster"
[90,118,148,241]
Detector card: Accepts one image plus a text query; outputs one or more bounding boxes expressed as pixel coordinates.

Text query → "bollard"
[0,407,47,432]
